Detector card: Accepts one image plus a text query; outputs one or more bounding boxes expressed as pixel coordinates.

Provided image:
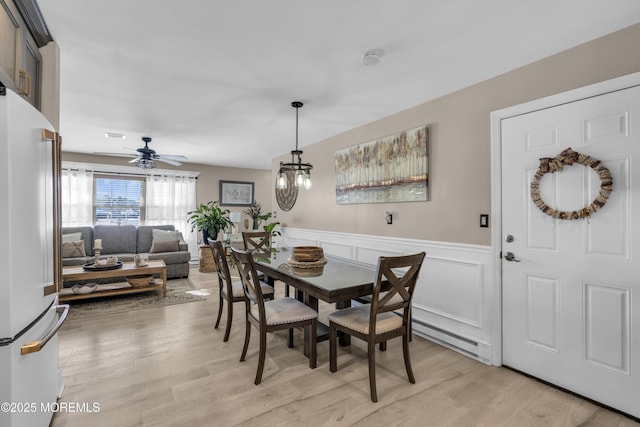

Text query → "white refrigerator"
[0,87,68,427]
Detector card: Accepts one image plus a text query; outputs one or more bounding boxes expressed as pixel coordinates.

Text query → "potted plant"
[262,220,281,252]
[187,201,231,244]
[243,201,271,230]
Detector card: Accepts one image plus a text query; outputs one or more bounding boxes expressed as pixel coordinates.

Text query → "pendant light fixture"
[276,101,312,190]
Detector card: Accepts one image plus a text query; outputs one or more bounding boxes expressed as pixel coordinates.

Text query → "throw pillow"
[62,232,82,243]
[62,240,86,258]
[149,239,180,253]
[152,228,182,242]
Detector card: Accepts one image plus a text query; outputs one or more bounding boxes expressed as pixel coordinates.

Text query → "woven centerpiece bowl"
[292,265,325,277]
[291,246,324,263]
[126,274,153,288]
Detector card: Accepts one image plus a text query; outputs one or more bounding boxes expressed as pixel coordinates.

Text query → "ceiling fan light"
[135,158,155,169]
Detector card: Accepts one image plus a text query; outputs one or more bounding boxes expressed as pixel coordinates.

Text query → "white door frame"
[488,71,640,365]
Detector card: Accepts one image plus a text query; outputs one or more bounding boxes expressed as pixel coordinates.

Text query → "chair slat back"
[370,252,426,324]
[242,231,271,256]
[208,239,233,293]
[231,248,266,318]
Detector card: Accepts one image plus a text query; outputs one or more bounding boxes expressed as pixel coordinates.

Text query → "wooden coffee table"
[60,260,167,302]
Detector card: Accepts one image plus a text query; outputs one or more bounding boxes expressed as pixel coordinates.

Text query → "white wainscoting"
[278,228,497,364]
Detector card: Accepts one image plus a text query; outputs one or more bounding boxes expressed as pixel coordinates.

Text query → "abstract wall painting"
[335,125,429,204]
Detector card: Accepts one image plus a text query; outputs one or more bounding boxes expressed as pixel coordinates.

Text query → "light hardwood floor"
[51,267,638,427]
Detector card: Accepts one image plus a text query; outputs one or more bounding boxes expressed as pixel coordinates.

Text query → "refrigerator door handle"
[21,305,70,355]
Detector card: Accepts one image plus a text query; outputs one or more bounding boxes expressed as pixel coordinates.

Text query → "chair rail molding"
[278,227,497,365]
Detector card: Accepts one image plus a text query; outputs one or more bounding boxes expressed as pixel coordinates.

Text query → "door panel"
[501,85,640,418]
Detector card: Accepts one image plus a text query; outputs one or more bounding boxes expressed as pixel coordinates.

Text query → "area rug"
[65,278,208,320]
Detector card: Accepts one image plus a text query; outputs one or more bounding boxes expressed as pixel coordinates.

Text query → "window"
[93,174,146,226]
[62,161,199,261]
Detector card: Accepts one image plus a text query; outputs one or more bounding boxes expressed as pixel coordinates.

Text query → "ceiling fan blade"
[94,152,138,158]
[128,157,143,163]
[156,154,188,161]
[155,158,183,166]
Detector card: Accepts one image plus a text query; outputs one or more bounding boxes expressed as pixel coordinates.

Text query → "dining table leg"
[302,292,319,357]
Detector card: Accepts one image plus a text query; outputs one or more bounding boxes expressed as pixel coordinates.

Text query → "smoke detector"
[361,48,385,66]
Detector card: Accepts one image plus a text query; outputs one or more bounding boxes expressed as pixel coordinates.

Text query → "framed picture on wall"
[220,180,254,206]
[335,125,429,204]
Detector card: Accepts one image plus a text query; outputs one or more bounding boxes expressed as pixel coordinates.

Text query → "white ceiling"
[37,0,640,170]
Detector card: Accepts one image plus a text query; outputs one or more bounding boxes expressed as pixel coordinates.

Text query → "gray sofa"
[62,225,191,280]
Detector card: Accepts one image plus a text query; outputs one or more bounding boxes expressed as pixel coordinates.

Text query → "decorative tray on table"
[82,261,123,271]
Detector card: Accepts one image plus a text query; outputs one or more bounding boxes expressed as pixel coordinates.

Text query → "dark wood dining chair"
[241,231,272,254]
[208,239,274,342]
[328,252,426,402]
[231,247,318,385]
[242,230,289,297]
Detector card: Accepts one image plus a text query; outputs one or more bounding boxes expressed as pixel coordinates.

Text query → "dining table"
[252,247,383,353]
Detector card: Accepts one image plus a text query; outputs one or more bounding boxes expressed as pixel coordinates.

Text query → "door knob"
[504,252,521,262]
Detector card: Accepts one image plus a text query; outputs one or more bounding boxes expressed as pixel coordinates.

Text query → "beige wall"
[61,152,272,233]
[273,24,640,246]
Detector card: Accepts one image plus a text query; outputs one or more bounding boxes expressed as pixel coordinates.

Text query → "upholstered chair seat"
[250,298,318,326]
[224,280,273,300]
[327,305,402,335]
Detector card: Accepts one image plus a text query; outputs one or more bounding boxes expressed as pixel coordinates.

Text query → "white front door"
[501,83,640,418]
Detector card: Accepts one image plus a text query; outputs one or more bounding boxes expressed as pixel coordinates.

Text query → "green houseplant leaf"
[243,201,271,230]
[187,201,231,241]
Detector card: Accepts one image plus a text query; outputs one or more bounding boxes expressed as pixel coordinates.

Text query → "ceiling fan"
[96,136,187,169]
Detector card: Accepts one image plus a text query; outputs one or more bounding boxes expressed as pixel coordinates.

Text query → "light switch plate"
[480,214,489,228]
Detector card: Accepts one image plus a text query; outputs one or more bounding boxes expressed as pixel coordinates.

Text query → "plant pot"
[203,228,220,244]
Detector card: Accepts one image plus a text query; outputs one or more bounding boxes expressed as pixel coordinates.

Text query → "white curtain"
[145,173,198,260]
[61,167,93,227]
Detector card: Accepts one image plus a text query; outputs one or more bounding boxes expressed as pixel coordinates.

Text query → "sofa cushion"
[62,240,86,258]
[148,251,191,265]
[93,225,137,255]
[61,226,94,256]
[150,239,180,253]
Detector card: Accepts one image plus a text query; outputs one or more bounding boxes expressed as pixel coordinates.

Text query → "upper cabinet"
[0,1,20,87]
[19,28,41,107]
[0,0,51,110]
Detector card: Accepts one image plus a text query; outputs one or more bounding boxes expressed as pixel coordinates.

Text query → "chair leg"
[240,312,251,362]
[368,340,378,402]
[215,291,223,329]
[288,328,294,348]
[329,324,338,373]
[308,320,317,369]
[255,329,267,385]
[409,307,413,342]
[223,298,233,342]
[402,331,415,384]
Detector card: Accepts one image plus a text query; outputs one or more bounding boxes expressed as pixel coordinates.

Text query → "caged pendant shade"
[276,101,312,190]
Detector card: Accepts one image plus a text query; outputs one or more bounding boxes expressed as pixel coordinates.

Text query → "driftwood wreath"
[530,147,613,220]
